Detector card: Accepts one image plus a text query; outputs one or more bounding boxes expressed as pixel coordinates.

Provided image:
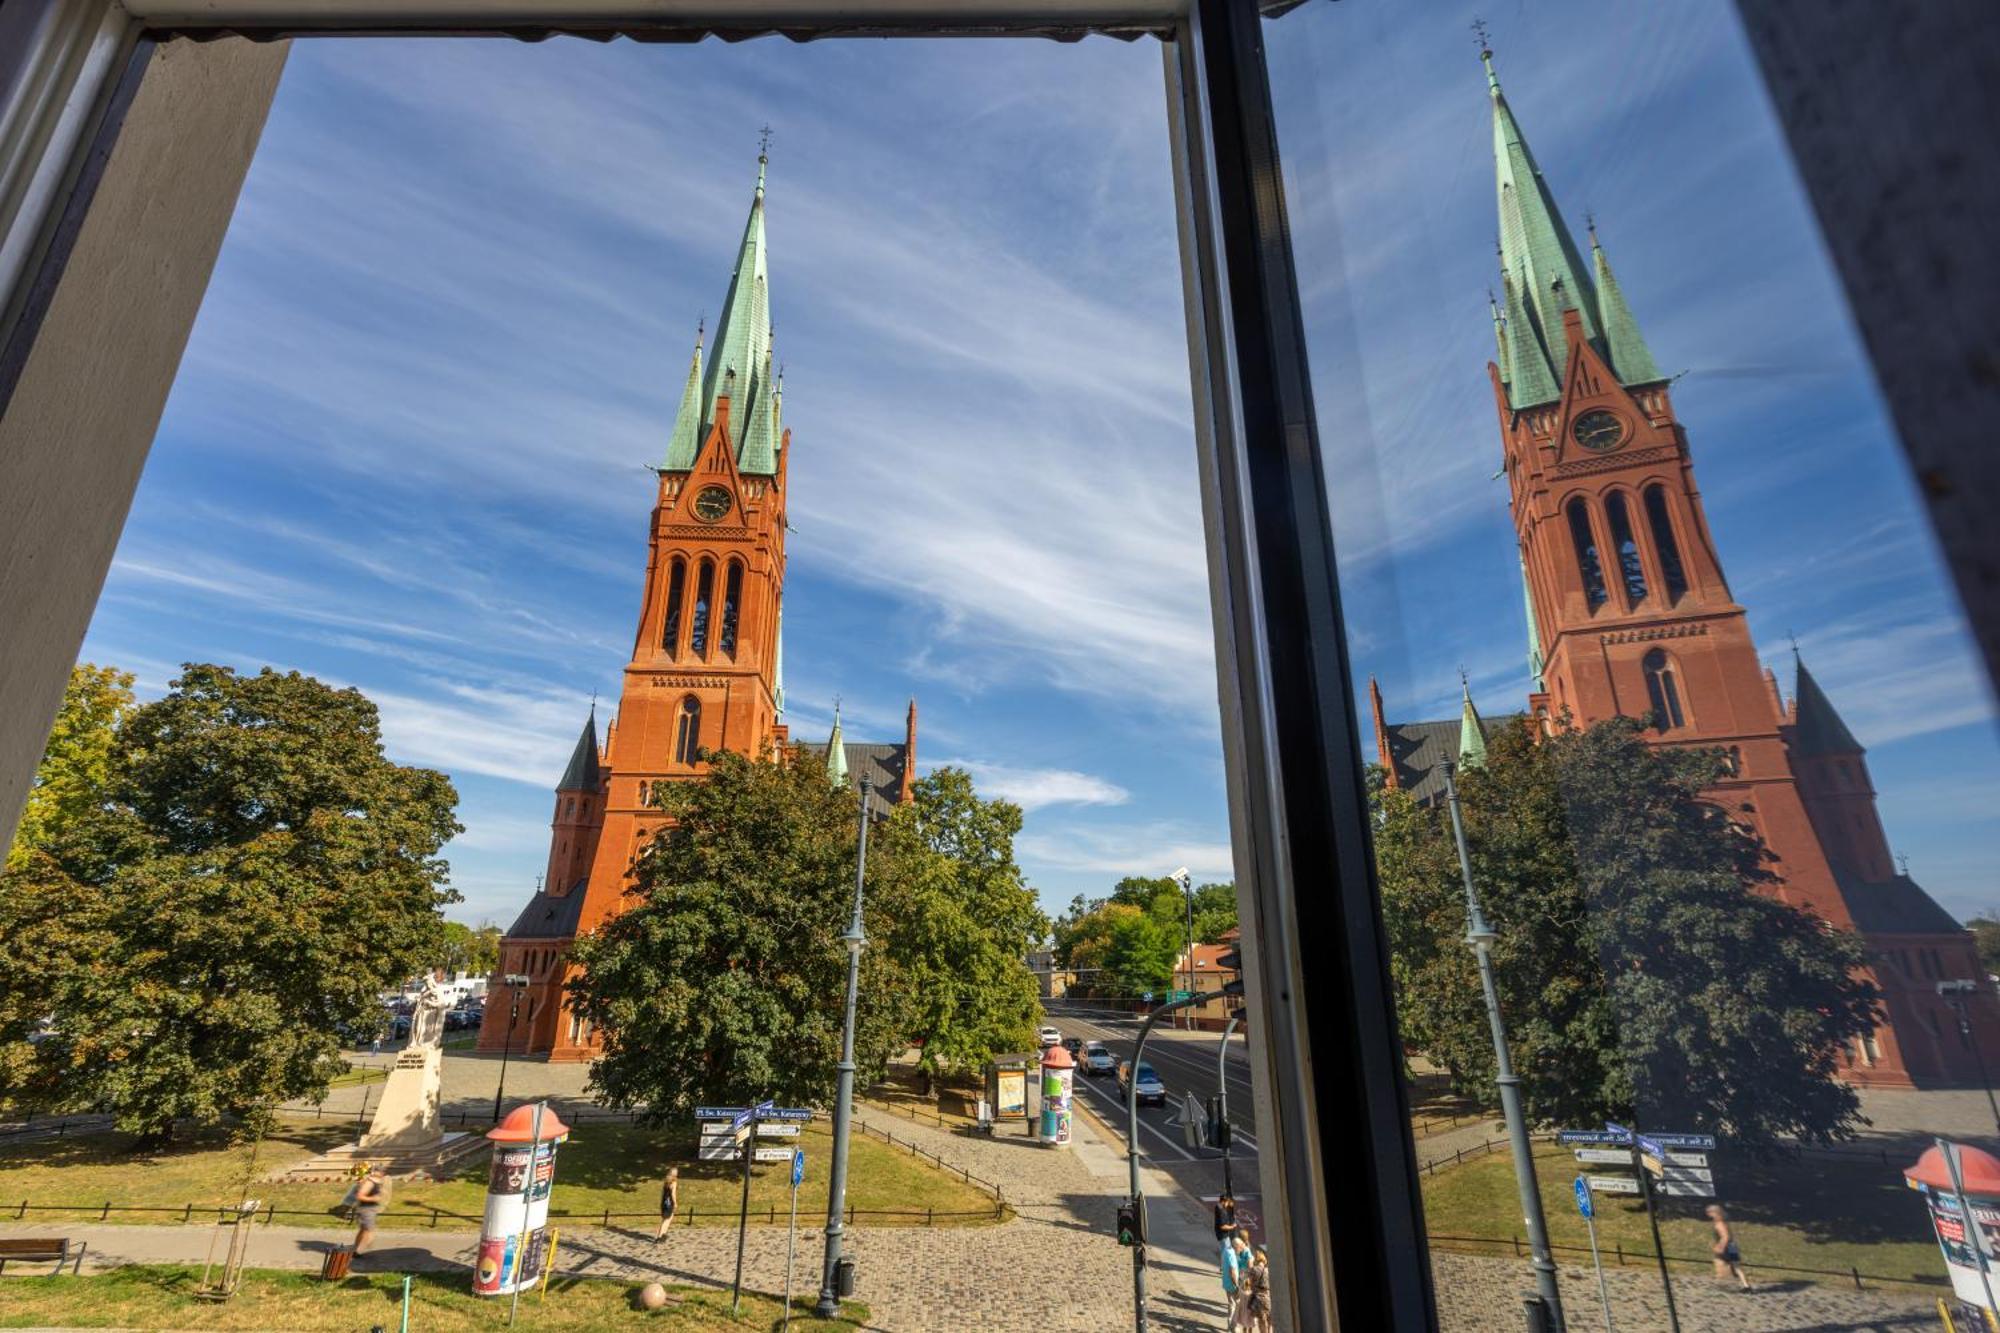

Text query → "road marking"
[1071,1069,1198,1161]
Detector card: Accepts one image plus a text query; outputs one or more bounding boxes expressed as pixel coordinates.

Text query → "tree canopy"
[6,664,134,871]
[1052,876,1236,998]
[1376,716,1879,1153]
[0,664,461,1140]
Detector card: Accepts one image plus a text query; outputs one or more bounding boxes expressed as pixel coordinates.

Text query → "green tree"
[0,664,461,1141]
[6,664,135,870]
[878,769,1046,1086]
[1967,915,2000,978]
[568,752,916,1120]
[442,921,502,976]
[1377,717,1879,1152]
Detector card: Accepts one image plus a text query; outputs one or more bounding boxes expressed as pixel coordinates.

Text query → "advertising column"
[1905,1139,2000,1323]
[475,1103,571,1296]
[1039,1043,1074,1147]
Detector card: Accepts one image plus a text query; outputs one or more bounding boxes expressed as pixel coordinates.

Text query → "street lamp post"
[1126,986,1214,1333]
[1216,1012,1240,1198]
[1443,761,1565,1331]
[1171,867,1193,1030]
[491,973,530,1124]
[1939,980,2000,1138]
[815,777,871,1320]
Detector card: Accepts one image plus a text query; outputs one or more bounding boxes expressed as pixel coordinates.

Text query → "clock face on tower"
[691,486,734,523]
[1571,410,1627,453]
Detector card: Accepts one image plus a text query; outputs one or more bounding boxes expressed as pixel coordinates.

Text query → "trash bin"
[320,1246,354,1281]
[1520,1293,1553,1333]
[835,1255,856,1297]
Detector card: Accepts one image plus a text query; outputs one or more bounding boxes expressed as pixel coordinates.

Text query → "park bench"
[0,1236,86,1275]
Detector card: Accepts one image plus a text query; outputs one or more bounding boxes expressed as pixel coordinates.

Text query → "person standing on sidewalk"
[1240,1246,1274,1333]
[1707,1204,1750,1289]
[1219,1223,1243,1306]
[352,1166,389,1254]
[1226,1230,1254,1329]
[655,1167,679,1240]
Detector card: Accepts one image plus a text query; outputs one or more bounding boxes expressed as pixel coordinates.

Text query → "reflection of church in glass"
[1369,50,1999,1087]
[477,153,915,1062]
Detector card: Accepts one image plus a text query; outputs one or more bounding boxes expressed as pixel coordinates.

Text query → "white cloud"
[1018,821,1235,881]
[935,760,1129,812]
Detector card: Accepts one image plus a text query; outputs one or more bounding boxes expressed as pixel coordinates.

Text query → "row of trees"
[1375,716,1879,1153]
[571,757,1048,1115]
[1,664,463,1141]
[1050,875,1236,999]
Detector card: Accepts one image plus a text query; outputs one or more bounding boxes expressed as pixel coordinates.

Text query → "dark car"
[1061,1035,1084,1058]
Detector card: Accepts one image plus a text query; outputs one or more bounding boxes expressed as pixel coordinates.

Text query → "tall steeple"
[1457,675,1488,768]
[1791,653,1865,757]
[557,707,601,792]
[1485,45,1665,408]
[825,702,848,785]
[661,323,705,471]
[700,151,774,470]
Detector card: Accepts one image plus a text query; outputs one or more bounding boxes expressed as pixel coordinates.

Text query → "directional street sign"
[1573,1176,1594,1219]
[1574,1147,1635,1165]
[1586,1175,1641,1196]
[1557,1129,1633,1145]
[695,1106,814,1123]
[1656,1180,1716,1198]
[757,1122,802,1138]
[1649,1132,1718,1151]
[750,1146,792,1164]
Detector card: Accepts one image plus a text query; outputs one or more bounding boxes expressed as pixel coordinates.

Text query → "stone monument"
[274,970,488,1182]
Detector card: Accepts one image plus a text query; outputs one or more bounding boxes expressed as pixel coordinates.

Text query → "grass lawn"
[0,1265,867,1330]
[0,1118,1002,1231]
[1421,1140,1947,1290]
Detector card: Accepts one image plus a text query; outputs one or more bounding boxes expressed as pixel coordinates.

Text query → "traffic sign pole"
[1574,1177,1614,1332]
[731,1102,765,1314]
[783,1149,804,1332]
[1618,1125,1681,1333]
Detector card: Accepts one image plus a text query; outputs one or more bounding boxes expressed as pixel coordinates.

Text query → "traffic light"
[1216,948,1244,998]
[1205,1094,1233,1150]
[1116,1197,1145,1246]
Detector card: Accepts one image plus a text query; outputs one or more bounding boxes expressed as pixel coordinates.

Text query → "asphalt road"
[1045,1004,1261,1193]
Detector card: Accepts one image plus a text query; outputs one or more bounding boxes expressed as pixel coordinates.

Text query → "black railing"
[1,1197,1004,1228]
[1426,1230,1948,1293]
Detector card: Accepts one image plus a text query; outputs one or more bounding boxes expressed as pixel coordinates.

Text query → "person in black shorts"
[655,1166,680,1240]
[1707,1203,1749,1289]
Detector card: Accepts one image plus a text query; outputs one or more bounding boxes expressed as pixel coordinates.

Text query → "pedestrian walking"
[655,1166,680,1240]
[1706,1203,1749,1289]
[1241,1246,1274,1333]
[352,1166,389,1254]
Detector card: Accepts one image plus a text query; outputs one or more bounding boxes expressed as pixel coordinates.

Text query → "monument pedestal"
[273,1046,489,1182]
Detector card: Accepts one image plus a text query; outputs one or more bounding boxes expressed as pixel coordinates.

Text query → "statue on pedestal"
[408,970,453,1051]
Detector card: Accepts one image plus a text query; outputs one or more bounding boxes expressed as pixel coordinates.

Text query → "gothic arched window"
[1606,493,1648,605]
[689,559,714,657]
[1642,648,1686,731]
[1643,486,1688,602]
[1567,498,1608,610]
[720,562,744,658]
[661,556,687,654]
[674,695,702,765]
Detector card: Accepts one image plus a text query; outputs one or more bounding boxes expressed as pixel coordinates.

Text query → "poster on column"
[476,1135,564,1295]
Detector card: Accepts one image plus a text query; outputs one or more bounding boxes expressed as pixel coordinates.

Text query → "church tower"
[481,151,792,1062]
[1481,48,1999,1086]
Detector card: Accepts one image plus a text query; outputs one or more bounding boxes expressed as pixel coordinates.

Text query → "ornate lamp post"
[491,973,530,1124]
[1938,979,2000,1137]
[814,777,871,1319]
[1443,761,1565,1330]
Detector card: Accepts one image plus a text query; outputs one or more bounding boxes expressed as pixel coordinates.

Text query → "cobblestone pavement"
[1433,1251,1940,1332]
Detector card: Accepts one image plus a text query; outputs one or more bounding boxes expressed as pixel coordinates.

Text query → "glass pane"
[1267,3,2000,1327]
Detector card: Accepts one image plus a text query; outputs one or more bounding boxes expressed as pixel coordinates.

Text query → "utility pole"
[814,778,871,1319]
[1216,1012,1240,1198]
[1443,761,1565,1331]
[1171,867,1193,1030]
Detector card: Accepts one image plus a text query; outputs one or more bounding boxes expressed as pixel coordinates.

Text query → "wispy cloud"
[937,761,1130,812]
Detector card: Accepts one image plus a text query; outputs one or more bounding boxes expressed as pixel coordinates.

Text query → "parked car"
[1037,1025,1061,1047]
[445,1007,482,1031]
[1081,1042,1116,1076]
[1117,1060,1166,1107]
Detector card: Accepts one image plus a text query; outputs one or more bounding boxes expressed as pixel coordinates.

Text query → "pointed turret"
[1457,677,1488,769]
[557,708,601,792]
[1590,227,1664,386]
[739,341,781,474]
[1519,555,1546,692]
[825,703,849,784]
[661,325,705,471]
[1485,46,1667,409]
[1791,654,1865,757]
[702,152,773,470]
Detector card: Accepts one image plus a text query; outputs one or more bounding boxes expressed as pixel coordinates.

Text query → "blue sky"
[80,0,2000,930]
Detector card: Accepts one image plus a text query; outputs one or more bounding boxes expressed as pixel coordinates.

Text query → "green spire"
[825,702,848,785]
[1488,289,1509,380]
[772,611,785,715]
[1591,228,1663,385]
[739,342,781,474]
[701,151,774,472]
[1500,274,1559,406]
[661,324,705,470]
[1519,554,1545,692]
[1457,676,1488,769]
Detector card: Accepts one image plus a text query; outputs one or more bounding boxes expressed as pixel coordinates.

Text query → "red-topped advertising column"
[1039,1043,1074,1147]
[1905,1140,2000,1320]
[476,1103,571,1296]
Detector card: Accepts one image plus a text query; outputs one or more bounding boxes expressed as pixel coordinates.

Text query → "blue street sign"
[1142,991,1154,1004]
[696,1106,816,1123]
[1573,1175,1594,1220]
[792,1149,806,1188]
[1649,1132,1718,1150]
[1636,1134,1665,1161]
[1557,1129,1633,1145]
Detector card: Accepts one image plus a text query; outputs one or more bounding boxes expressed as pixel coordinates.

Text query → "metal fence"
[2,1196,1004,1229]
[1426,1230,1948,1293]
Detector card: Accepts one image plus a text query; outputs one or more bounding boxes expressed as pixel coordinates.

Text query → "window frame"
[0,3,1990,1330]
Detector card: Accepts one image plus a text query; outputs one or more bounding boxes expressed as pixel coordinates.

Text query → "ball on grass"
[637,1282,667,1311]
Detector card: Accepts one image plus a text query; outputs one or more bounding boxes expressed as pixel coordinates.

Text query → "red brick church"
[1369,51,1999,1088]
[478,154,916,1062]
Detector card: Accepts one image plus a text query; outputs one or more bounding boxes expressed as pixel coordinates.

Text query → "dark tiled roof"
[796,741,908,819]
[1385,716,1516,805]
[1791,659,1864,758]
[1835,868,1964,936]
[557,714,602,792]
[504,879,589,941]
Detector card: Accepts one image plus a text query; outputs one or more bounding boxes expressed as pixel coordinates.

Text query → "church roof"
[1383,715,1517,805]
[556,711,601,792]
[1485,48,1664,409]
[1791,656,1865,758]
[504,878,590,941]
[1834,868,1964,937]
[795,740,909,819]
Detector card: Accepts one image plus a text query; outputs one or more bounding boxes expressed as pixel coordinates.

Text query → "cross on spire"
[1470,16,1491,54]
[759,124,773,157]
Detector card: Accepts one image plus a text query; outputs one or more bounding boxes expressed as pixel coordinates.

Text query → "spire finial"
[1896,851,1910,876]
[1473,19,1501,93]
[588,688,598,716]
[755,126,771,198]
[1788,628,1801,657]
[697,313,705,343]
[1586,211,1598,246]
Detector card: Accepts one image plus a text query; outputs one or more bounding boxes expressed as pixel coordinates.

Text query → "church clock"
[1571,410,1626,452]
[691,486,734,522]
